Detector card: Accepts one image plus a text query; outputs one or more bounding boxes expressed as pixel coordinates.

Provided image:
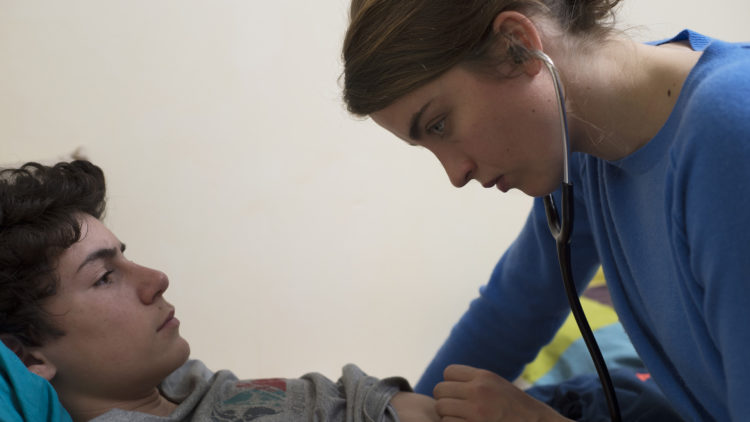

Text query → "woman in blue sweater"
[342,0,750,420]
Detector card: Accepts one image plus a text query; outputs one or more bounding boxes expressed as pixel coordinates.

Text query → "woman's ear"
[492,11,544,76]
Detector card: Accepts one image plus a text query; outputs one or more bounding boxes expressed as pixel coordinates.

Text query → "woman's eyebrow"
[76,242,126,273]
[409,100,433,141]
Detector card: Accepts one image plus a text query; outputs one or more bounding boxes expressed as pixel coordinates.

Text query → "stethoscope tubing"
[536,50,622,422]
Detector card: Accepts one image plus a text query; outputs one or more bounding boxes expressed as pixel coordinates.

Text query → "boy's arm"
[389,392,439,422]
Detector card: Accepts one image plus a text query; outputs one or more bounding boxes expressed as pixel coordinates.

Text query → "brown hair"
[342,0,622,116]
[0,160,106,363]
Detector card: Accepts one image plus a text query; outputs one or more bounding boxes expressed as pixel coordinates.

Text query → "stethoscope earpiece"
[532,50,570,184]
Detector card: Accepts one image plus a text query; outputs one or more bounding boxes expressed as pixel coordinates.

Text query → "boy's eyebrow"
[76,243,126,273]
[408,101,432,142]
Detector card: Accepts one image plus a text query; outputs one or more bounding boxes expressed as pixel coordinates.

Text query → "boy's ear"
[26,349,57,380]
[0,334,57,380]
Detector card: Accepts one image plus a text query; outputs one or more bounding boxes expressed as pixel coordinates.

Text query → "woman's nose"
[433,149,475,188]
[136,265,170,305]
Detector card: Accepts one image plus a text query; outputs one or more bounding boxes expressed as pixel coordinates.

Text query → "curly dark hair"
[0,160,107,361]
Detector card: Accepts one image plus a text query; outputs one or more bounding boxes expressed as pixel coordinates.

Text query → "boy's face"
[34,213,190,401]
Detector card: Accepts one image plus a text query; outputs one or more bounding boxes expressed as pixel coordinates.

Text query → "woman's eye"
[93,270,115,287]
[428,118,446,136]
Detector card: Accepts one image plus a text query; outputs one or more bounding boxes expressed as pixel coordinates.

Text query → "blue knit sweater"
[416,31,750,421]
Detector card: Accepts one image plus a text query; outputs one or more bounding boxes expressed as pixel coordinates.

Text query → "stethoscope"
[534,50,622,422]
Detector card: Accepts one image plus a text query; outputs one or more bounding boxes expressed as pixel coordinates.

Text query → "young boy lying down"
[0,160,441,422]
[2,160,564,422]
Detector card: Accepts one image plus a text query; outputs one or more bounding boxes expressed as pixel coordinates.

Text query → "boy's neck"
[63,389,178,421]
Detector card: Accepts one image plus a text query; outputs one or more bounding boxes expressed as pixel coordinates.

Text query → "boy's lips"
[157,309,177,332]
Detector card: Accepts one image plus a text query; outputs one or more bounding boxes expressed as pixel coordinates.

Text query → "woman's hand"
[433,365,572,422]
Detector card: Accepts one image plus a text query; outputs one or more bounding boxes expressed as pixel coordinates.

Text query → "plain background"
[1,1,747,385]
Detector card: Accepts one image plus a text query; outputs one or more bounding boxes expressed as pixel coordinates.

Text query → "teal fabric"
[0,342,71,422]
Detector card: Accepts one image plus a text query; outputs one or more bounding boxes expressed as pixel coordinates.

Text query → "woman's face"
[371,63,564,197]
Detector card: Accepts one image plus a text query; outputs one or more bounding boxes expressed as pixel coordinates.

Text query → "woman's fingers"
[434,380,469,399]
[443,364,479,382]
[433,364,572,422]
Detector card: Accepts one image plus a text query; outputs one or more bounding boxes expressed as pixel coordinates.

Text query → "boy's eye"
[93,270,115,287]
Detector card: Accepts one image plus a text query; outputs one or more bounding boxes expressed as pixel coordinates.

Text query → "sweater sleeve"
[667,51,750,421]
[415,178,601,395]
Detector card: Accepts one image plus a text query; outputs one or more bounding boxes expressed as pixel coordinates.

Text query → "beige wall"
[1,1,747,384]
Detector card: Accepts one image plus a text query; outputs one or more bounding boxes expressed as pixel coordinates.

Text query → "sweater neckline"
[607,30,717,174]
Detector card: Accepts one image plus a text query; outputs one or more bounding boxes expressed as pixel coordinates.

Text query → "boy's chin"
[175,338,191,366]
[161,337,192,376]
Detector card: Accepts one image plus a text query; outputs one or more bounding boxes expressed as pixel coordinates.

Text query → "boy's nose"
[136,266,169,305]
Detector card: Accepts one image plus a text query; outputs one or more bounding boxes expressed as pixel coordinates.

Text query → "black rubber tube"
[556,240,622,422]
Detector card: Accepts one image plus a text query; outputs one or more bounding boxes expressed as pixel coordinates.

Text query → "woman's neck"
[556,37,703,161]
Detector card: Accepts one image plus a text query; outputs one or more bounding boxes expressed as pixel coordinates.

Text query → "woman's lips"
[495,176,510,193]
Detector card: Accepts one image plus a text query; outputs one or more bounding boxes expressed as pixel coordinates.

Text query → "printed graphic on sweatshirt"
[211,378,288,421]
